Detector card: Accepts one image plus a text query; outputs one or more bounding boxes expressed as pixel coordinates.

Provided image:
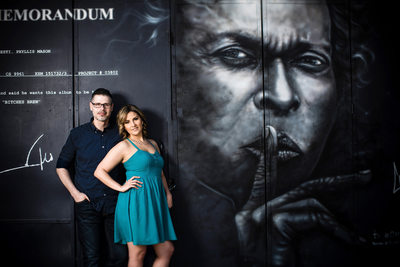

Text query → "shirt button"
[102,146,105,148]
[103,193,107,196]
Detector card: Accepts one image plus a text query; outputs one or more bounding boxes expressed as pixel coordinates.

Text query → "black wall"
[1,0,399,266]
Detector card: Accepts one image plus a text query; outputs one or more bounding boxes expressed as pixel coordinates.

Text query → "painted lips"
[276,131,302,162]
[244,130,302,163]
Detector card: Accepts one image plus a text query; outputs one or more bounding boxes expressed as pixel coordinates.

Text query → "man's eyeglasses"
[91,102,112,109]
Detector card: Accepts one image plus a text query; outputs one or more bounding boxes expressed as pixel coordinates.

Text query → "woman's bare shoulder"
[112,139,131,152]
[148,139,160,152]
[148,138,157,145]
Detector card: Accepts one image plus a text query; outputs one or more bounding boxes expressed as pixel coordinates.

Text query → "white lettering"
[14,9,27,21]
[28,9,40,21]
[0,8,115,21]
[74,9,87,20]
[3,9,13,21]
[100,8,114,20]
[64,9,73,20]
[88,8,98,20]
[53,9,64,20]
[42,9,52,21]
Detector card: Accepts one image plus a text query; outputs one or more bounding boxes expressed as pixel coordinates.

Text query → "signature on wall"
[0,134,53,174]
[394,162,400,194]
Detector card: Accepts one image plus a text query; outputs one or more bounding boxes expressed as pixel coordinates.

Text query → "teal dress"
[114,139,177,245]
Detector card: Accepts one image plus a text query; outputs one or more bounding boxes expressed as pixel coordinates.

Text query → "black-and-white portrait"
[171,0,400,266]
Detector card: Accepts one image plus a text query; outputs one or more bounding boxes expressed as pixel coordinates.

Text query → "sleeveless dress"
[114,139,177,245]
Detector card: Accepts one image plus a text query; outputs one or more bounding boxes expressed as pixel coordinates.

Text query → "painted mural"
[170,0,400,266]
[1,0,399,266]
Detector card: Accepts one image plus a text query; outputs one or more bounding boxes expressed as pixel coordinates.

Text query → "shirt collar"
[89,117,115,133]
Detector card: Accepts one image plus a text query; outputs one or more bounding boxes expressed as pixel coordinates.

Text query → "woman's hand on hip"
[120,176,142,192]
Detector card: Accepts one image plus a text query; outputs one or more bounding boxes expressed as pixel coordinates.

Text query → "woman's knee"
[167,242,174,256]
[135,248,147,260]
[128,244,147,261]
[159,241,174,258]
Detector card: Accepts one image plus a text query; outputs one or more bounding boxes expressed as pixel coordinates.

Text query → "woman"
[94,104,176,267]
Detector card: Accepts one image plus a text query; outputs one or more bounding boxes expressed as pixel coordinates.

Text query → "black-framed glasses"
[91,102,112,109]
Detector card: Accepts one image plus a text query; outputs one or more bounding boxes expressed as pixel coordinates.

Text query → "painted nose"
[254,59,300,113]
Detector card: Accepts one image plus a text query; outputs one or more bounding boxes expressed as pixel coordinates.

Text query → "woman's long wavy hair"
[117,104,148,139]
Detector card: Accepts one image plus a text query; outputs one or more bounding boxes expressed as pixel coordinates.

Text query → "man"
[56,88,127,266]
[172,0,375,266]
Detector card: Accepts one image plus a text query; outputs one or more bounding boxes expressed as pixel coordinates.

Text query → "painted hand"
[235,126,372,266]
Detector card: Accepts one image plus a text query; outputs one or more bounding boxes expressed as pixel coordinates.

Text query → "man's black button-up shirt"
[56,119,124,213]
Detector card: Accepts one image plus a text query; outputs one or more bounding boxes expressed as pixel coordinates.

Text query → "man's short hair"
[91,88,113,101]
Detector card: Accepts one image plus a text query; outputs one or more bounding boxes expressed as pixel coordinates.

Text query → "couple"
[56,88,176,267]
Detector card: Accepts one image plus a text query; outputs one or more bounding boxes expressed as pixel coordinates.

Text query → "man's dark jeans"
[75,200,127,267]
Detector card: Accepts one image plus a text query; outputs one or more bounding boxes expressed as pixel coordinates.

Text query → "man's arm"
[56,168,89,202]
[56,130,89,202]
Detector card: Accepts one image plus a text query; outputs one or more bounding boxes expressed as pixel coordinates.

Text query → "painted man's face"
[177,0,337,195]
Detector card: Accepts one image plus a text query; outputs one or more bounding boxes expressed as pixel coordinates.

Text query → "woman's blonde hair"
[116,104,148,139]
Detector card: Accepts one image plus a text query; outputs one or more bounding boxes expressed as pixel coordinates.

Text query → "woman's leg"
[153,241,174,267]
[127,242,147,267]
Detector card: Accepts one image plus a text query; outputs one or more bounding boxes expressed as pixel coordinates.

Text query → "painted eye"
[212,47,257,69]
[291,52,329,73]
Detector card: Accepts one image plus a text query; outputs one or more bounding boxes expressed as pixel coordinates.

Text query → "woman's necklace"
[130,138,147,146]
